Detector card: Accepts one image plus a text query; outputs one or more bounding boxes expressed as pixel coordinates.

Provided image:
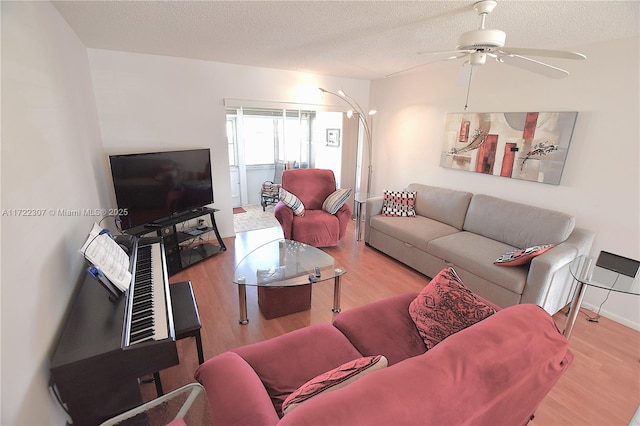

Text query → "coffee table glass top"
[569,255,639,295]
[233,239,345,287]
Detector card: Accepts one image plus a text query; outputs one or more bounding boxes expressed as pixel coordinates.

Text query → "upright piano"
[50,236,178,425]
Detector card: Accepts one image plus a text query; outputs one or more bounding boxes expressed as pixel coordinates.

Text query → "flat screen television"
[109,149,213,230]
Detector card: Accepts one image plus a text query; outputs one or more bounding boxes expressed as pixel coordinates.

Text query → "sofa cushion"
[495,244,555,266]
[279,304,573,426]
[409,267,496,349]
[382,190,417,217]
[333,293,426,365]
[290,209,341,248]
[369,215,459,252]
[463,194,575,249]
[407,183,473,230]
[282,355,388,415]
[231,323,362,417]
[282,168,338,210]
[427,231,529,294]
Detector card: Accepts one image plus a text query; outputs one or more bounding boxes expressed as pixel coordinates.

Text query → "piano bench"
[171,281,205,365]
[153,281,204,397]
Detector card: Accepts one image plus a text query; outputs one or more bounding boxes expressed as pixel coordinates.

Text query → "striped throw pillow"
[279,187,305,216]
[322,188,352,215]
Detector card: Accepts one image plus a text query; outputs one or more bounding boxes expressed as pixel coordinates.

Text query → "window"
[226,108,315,166]
[225,104,347,206]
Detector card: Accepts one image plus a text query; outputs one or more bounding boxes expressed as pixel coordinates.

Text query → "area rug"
[233,207,246,214]
[233,205,280,233]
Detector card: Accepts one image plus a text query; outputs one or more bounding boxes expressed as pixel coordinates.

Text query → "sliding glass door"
[227,107,345,207]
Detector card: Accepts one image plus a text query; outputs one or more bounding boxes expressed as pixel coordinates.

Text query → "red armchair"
[274,169,352,247]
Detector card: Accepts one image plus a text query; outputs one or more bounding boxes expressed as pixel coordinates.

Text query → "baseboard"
[581,302,640,332]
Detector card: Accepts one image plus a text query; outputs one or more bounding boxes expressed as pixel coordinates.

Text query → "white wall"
[313,111,344,184]
[370,36,640,329]
[1,6,370,423]
[1,2,106,424]
[87,49,370,238]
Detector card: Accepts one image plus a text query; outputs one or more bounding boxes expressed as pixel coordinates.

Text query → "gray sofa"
[364,183,595,314]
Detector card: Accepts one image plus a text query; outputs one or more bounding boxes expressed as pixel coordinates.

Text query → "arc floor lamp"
[319,88,376,198]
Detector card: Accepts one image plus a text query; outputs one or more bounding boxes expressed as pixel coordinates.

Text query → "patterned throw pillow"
[279,187,305,216]
[282,355,387,415]
[381,190,416,217]
[494,244,555,266]
[322,188,352,215]
[409,267,496,350]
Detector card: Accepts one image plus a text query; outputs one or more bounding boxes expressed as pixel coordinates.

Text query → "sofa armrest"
[364,196,384,243]
[522,227,596,314]
[335,202,353,241]
[194,352,280,426]
[232,323,363,417]
[273,201,294,239]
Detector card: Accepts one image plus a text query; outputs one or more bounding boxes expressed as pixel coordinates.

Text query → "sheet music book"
[79,223,132,292]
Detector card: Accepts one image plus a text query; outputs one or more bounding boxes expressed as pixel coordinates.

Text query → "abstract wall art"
[440,112,578,185]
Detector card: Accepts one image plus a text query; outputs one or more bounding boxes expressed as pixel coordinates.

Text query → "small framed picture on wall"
[326,129,340,147]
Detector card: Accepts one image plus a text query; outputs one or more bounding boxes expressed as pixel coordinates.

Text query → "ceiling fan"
[386,0,586,79]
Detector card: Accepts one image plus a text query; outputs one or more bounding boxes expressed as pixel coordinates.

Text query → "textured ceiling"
[52,1,639,80]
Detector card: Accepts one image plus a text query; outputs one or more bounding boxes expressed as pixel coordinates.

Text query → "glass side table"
[563,255,639,339]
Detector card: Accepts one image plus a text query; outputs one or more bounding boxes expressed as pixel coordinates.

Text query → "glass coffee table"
[233,239,346,324]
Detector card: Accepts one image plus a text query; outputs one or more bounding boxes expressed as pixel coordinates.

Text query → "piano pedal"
[138,375,155,385]
[138,373,164,396]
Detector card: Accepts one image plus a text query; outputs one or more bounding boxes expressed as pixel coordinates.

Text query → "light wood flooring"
[147,222,640,425]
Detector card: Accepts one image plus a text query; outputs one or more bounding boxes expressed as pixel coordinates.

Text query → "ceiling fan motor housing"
[457,29,506,50]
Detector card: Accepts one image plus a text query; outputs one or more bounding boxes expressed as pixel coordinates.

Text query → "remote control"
[308,274,317,283]
[314,267,321,277]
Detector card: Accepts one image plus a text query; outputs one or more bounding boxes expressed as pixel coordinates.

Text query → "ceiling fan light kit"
[469,52,487,66]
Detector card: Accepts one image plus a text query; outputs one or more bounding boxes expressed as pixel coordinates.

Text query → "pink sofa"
[274,168,351,247]
[195,292,572,425]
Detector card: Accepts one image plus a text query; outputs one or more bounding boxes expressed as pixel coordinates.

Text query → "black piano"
[50,236,178,425]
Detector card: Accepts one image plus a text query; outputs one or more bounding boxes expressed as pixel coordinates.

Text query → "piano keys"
[125,241,173,346]
[50,237,177,425]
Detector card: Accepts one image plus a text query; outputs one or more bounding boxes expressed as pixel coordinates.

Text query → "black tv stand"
[126,207,226,275]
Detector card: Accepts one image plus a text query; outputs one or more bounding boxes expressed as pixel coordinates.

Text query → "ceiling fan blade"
[385,52,471,78]
[498,54,569,79]
[499,47,586,60]
[417,49,474,56]
[384,61,439,78]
